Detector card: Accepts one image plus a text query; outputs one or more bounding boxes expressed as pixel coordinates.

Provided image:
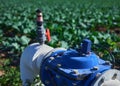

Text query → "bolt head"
[72,69,79,74]
[45,80,50,85]
[105,61,112,65]
[56,75,60,79]
[72,83,77,86]
[77,74,87,80]
[45,66,48,70]
[92,66,99,70]
[96,73,102,78]
[50,57,54,60]
[57,64,61,67]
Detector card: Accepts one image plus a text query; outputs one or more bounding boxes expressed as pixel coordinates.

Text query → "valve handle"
[46,29,51,42]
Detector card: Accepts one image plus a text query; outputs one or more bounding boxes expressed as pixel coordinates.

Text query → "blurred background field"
[0,0,120,85]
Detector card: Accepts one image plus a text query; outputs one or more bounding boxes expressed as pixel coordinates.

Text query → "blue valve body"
[40,39,111,86]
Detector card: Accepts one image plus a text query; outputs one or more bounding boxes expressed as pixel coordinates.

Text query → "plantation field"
[0,0,120,85]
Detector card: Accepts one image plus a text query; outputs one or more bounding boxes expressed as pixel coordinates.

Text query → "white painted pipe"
[20,43,66,85]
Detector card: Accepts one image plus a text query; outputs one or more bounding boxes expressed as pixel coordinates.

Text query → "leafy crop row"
[0,0,120,85]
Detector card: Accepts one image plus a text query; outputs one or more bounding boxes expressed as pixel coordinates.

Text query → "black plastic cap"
[36,9,42,13]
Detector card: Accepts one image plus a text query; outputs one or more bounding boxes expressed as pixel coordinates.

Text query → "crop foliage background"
[0,0,120,85]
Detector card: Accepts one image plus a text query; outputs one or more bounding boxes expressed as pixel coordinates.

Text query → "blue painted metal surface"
[40,39,111,86]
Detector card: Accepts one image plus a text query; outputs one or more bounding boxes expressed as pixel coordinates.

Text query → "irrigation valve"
[20,9,120,86]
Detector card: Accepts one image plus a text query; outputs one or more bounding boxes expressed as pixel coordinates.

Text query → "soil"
[0,70,5,76]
